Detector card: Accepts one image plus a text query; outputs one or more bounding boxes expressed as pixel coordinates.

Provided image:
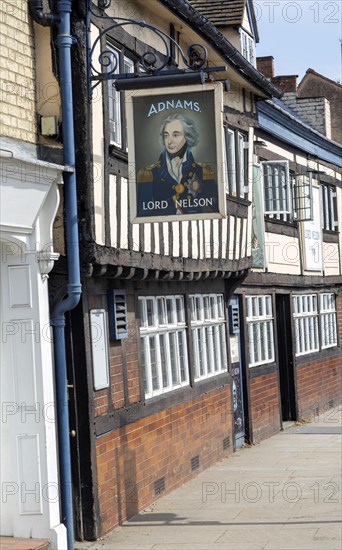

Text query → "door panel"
[276,294,296,421]
[228,295,245,448]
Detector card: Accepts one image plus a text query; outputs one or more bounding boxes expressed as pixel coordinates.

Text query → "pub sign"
[126,84,225,223]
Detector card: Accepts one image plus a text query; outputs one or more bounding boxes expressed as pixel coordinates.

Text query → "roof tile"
[189,0,246,26]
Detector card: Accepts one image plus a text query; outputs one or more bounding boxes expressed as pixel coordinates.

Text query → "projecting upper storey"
[82,0,282,279]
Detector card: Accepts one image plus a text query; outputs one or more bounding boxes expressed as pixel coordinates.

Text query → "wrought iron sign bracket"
[86,0,227,99]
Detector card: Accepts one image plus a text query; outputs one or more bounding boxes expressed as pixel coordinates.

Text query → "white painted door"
[0,243,55,538]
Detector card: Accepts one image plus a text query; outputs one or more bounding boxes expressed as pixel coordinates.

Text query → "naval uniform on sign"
[136,149,218,217]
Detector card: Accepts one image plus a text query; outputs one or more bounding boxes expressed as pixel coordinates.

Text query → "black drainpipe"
[29,1,81,549]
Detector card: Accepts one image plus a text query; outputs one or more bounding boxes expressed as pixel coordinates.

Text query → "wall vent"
[229,304,239,334]
[107,289,128,340]
[191,455,200,471]
[154,477,165,496]
[223,436,230,450]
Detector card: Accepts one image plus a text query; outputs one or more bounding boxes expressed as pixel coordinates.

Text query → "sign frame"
[126,83,226,224]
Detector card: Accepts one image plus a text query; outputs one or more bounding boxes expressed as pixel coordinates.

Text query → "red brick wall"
[296,294,342,418]
[91,291,141,417]
[95,386,233,535]
[250,372,281,443]
[296,353,341,419]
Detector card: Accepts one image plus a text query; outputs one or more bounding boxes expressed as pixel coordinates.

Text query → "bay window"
[190,294,228,381]
[139,296,189,399]
[139,293,229,399]
[261,161,313,222]
[246,295,275,367]
[321,183,338,231]
[293,293,338,355]
[224,127,248,199]
[106,43,134,149]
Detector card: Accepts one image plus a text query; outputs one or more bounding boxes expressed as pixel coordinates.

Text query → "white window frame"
[190,294,228,381]
[320,293,338,349]
[321,183,338,231]
[240,29,255,66]
[261,160,292,222]
[107,43,134,149]
[224,127,247,198]
[293,174,313,222]
[139,296,189,399]
[293,294,319,356]
[246,295,275,367]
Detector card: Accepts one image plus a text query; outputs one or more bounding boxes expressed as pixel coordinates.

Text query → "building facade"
[3,1,340,547]
[298,68,342,145]
[48,0,283,540]
[240,70,342,443]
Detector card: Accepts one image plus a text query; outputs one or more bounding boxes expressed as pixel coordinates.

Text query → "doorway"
[228,295,246,448]
[275,294,297,421]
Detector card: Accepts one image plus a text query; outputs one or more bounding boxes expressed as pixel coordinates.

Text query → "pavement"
[75,406,342,550]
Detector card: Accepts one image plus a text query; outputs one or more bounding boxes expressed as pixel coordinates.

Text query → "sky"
[254,0,342,84]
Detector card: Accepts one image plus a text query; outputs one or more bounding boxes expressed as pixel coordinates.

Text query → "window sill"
[323,230,339,243]
[226,195,251,206]
[109,144,128,162]
[226,196,250,218]
[295,346,340,365]
[249,362,277,378]
[265,218,298,237]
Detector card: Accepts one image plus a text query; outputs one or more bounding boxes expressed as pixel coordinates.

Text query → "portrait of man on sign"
[137,113,218,217]
[128,87,223,222]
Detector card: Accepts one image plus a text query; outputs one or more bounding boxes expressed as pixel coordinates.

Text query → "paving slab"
[75,407,342,550]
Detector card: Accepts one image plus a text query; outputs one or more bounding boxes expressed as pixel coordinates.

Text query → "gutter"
[258,99,342,168]
[159,0,282,99]
[28,1,81,549]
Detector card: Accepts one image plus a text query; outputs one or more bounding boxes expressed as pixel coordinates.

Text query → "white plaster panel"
[172,222,180,257]
[229,216,235,260]
[323,243,339,275]
[120,177,129,249]
[182,221,189,257]
[221,216,228,259]
[263,141,295,162]
[198,221,204,259]
[235,217,241,259]
[295,153,308,167]
[265,232,301,274]
[163,223,169,256]
[212,219,219,259]
[8,266,32,308]
[132,222,140,252]
[203,220,211,258]
[242,7,252,33]
[191,221,198,259]
[17,434,43,515]
[153,224,160,255]
[241,217,247,259]
[109,174,118,248]
[144,224,151,254]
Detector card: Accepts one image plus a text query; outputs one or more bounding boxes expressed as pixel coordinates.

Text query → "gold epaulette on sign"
[137,167,153,183]
[137,161,160,183]
[201,164,215,180]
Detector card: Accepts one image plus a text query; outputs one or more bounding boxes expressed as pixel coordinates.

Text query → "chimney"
[256,56,274,79]
[272,75,298,93]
